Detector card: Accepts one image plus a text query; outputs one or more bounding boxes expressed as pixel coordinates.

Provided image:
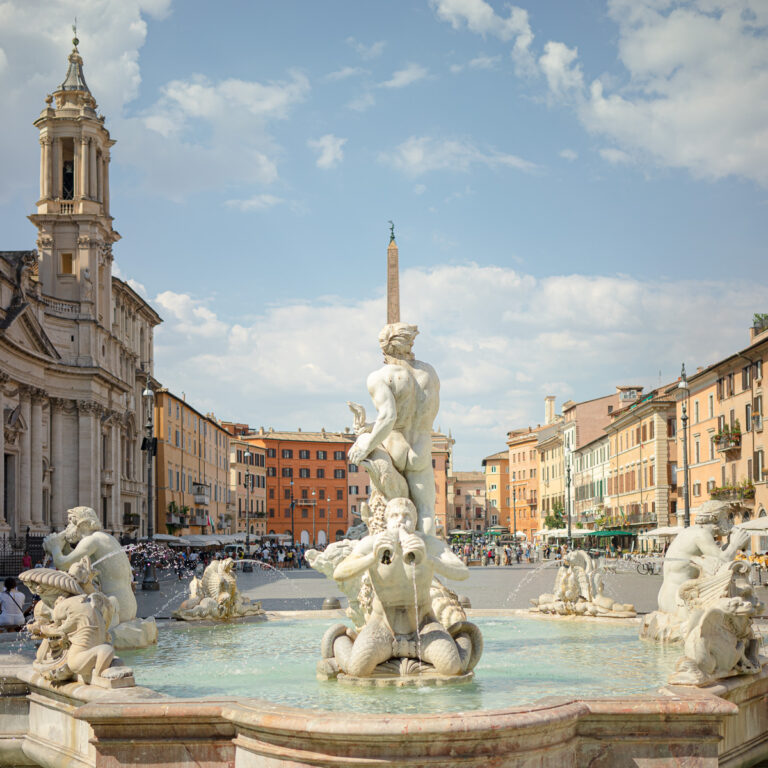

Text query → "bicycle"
[636,560,660,575]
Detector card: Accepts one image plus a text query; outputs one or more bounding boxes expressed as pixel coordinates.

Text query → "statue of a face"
[63,507,100,544]
[385,499,417,535]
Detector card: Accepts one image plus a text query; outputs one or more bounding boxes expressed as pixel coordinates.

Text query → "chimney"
[545,395,556,425]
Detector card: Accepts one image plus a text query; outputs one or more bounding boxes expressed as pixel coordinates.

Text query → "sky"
[0,0,766,469]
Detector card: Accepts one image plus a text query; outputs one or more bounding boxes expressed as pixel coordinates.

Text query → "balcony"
[715,433,741,452]
[166,514,183,526]
[123,513,140,528]
[189,514,207,526]
[191,482,211,505]
[710,483,755,502]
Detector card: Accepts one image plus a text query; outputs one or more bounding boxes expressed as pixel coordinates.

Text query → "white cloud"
[560,148,578,161]
[325,66,368,81]
[543,0,768,186]
[347,91,376,112]
[599,147,634,165]
[307,134,347,169]
[146,262,768,468]
[539,41,583,98]
[224,194,286,211]
[346,37,386,60]
[379,63,429,89]
[450,54,501,73]
[381,136,536,176]
[430,0,535,73]
[414,184,427,195]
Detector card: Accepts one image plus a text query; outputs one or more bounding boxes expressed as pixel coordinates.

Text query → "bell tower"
[28,30,120,339]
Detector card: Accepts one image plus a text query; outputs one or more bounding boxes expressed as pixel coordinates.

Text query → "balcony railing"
[191,482,211,505]
[123,513,140,528]
[716,434,741,452]
[189,514,207,526]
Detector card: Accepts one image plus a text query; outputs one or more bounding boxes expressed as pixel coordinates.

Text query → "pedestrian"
[0,577,26,629]
[21,552,32,570]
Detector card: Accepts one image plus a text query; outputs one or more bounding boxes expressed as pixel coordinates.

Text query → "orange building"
[247,428,353,546]
[432,430,455,535]
[506,428,542,541]
[448,472,487,532]
[482,450,510,529]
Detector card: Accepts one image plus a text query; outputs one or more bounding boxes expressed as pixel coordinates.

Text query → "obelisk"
[387,221,400,324]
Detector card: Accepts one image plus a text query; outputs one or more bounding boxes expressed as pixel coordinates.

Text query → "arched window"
[335,529,345,541]
[300,530,310,545]
[316,530,327,546]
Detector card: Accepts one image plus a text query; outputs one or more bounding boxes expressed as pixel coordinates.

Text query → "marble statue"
[317,498,482,681]
[19,557,135,688]
[347,322,440,536]
[43,505,157,649]
[667,558,763,685]
[529,550,636,618]
[306,541,367,628]
[640,501,752,644]
[173,557,264,621]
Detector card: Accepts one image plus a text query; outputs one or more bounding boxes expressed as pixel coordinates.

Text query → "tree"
[544,499,566,529]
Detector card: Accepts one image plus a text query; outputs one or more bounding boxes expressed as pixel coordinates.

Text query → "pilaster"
[30,388,45,524]
[0,373,6,526]
[18,390,32,530]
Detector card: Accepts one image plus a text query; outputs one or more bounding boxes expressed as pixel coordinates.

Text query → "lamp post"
[243,449,253,571]
[289,479,295,546]
[141,386,158,591]
[512,487,517,549]
[326,495,331,545]
[679,363,691,528]
[566,461,572,548]
[311,489,316,546]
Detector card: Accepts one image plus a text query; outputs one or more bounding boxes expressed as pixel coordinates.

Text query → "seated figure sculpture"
[19,557,134,688]
[640,501,751,644]
[43,506,157,649]
[319,498,482,681]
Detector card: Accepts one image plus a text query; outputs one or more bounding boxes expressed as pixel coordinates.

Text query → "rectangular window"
[349,485,359,495]
[317,450,327,460]
[269,488,274,498]
[708,394,714,419]
[316,468,325,479]
[742,365,751,390]
[168,468,173,489]
[333,451,345,460]
[267,448,276,458]
[301,489,308,499]
[175,430,180,447]
[267,467,276,477]
[695,440,700,463]
[282,449,293,459]
[649,465,655,486]
[349,463,358,473]
[334,469,345,479]
[694,401,699,424]
[299,450,310,459]
[299,468,310,478]
[336,489,343,500]
[281,467,293,478]
[336,509,344,518]
[60,252,74,274]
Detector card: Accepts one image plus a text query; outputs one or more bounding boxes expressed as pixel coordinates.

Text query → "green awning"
[588,530,636,537]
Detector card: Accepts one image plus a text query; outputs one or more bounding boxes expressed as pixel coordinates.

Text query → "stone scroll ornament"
[43,506,157,649]
[529,550,636,618]
[307,320,482,684]
[19,557,135,688]
[173,557,263,621]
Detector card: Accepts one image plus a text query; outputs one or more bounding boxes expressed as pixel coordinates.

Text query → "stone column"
[54,138,63,198]
[78,401,99,510]
[39,139,46,199]
[79,138,88,200]
[103,153,110,217]
[96,153,103,203]
[73,139,80,199]
[30,390,44,524]
[89,140,97,199]
[50,399,66,529]
[112,421,121,530]
[18,391,32,532]
[0,374,6,525]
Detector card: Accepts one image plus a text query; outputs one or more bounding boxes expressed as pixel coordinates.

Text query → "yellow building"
[229,435,267,539]
[604,388,677,531]
[432,430,455,535]
[537,423,565,522]
[677,320,767,529]
[154,390,232,536]
[482,450,510,529]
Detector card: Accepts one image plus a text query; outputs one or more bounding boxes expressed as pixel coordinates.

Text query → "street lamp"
[326,495,331,545]
[140,385,158,591]
[679,363,691,528]
[512,487,517,550]
[566,460,572,548]
[243,449,253,571]
[289,479,295,546]
[311,489,316,546]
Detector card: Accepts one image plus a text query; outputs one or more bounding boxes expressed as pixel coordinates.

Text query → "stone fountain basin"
[1,611,767,767]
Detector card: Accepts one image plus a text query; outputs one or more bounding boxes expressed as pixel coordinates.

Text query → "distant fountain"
[529,549,637,618]
[173,558,264,621]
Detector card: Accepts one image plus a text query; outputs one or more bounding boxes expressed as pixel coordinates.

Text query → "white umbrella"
[639,526,682,538]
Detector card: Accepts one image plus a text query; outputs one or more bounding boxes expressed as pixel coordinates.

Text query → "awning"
[736,517,768,531]
[449,529,473,536]
[150,533,181,543]
[588,530,636,537]
[639,526,683,538]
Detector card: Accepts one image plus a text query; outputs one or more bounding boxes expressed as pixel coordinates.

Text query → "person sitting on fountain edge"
[331,497,471,677]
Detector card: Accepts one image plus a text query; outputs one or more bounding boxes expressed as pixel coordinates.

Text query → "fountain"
[529,549,637,617]
[0,242,767,767]
[172,557,264,621]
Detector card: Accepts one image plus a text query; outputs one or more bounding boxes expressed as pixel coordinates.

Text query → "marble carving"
[19,557,135,688]
[43,506,157,649]
[529,550,636,618]
[639,501,764,686]
[309,321,483,683]
[173,557,264,621]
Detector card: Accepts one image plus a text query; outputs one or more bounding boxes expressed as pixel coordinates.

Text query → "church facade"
[0,37,161,538]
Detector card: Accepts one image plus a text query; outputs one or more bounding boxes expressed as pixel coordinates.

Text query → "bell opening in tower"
[62,159,74,199]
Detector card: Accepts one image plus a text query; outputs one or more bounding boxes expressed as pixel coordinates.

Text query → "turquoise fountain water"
[119,616,680,714]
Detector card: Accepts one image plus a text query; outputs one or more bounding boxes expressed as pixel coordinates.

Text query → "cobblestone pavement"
[132,561,768,617]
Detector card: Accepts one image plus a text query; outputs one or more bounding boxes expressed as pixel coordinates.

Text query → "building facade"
[432,430,454,535]
[230,437,267,539]
[506,428,541,541]
[248,428,353,546]
[1,39,161,538]
[482,450,510,528]
[154,390,232,536]
[572,435,611,530]
[447,471,487,532]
